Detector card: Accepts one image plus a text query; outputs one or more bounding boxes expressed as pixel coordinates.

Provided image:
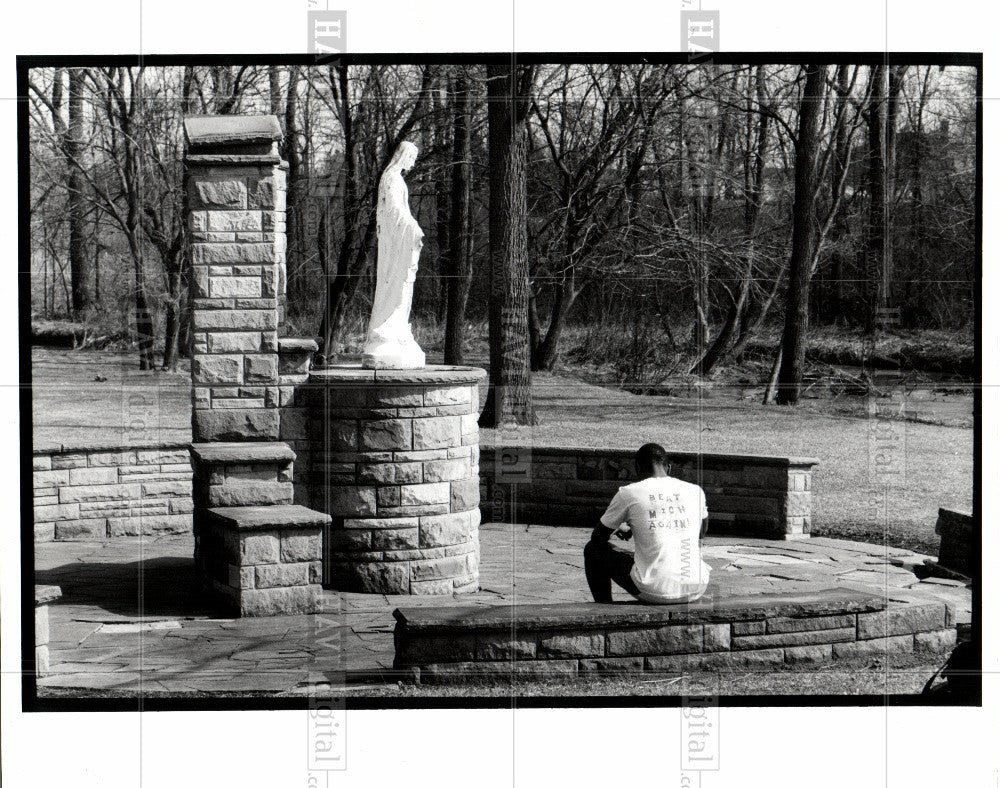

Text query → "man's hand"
[615,525,633,541]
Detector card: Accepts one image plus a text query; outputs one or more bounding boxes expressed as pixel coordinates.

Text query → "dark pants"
[584,537,640,603]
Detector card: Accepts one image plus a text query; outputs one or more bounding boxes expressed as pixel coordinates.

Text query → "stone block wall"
[277,338,319,509]
[480,447,818,539]
[33,444,193,541]
[34,585,61,677]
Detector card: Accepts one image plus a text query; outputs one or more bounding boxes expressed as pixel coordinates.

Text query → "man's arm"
[594,490,628,545]
[590,522,616,545]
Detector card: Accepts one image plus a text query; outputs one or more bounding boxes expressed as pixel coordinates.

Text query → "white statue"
[361,141,426,369]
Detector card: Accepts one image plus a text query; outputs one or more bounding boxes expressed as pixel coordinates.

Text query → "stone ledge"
[35,584,62,606]
[207,504,332,530]
[35,439,191,455]
[394,588,884,633]
[310,364,488,387]
[395,591,959,679]
[185,153,282,165]
[480,445,820,468]
[191,441,296,465]
[278,337,319,353]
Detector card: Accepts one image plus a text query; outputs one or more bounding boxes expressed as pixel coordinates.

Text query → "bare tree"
[528,64,669,371]
[692,65,771,375]
[775,65,827,405]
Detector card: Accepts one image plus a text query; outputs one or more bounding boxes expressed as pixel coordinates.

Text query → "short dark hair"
[635,443,669,475]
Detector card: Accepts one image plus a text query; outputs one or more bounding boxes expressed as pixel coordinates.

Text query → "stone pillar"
[184,115,286,442]
[305,366,486,594]
[35,584,61,677]
[185,116,329,616]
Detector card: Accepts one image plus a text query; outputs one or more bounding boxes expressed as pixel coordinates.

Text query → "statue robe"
[362,167,426,368]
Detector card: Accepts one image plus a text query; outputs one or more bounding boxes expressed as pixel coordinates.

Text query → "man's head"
[635,443,670,479]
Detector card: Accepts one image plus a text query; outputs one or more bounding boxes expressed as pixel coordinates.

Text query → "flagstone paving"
[34,524,971,695]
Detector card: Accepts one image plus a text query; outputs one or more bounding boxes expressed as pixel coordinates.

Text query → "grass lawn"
[38,656,950,699]
[355,655,946,698]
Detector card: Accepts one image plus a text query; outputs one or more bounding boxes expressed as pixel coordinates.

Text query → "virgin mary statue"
[361,141,426,369]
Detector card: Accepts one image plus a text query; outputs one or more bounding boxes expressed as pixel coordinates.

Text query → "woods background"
[27,61,977,420]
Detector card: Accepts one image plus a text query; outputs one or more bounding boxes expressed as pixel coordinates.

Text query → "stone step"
[196,504,331,617]
[206,504,331,530]
[191,441,296,507]
[393,590,958,681]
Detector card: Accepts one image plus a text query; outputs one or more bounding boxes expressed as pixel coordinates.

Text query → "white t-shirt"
[600,476,711,603]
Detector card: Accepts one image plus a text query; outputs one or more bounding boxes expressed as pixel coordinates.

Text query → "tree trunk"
[434,77,452,326]
[828,65,851,323]
[865,65,888,331]
[128,225,155,370]
[775,65,826,405]
[283,67,303,305]
[480,64,535,427]
[444,71,472,365]
[162,269,181,371]
[319,65,357,357]
[67,70,91,316]
[532,273,576,371]
[763,346,783,405]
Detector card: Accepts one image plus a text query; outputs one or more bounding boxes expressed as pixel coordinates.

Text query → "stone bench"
[393,589,957,683]
[927,508,974,579]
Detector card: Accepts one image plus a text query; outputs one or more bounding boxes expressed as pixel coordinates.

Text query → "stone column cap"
[310,363,488,387]
[184,115,283,148]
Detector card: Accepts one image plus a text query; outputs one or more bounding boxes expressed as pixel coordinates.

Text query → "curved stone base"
[305,364,487,594]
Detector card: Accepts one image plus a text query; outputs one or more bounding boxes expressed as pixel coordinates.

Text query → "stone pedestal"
[202,504,328,616]
[305,364,486,594]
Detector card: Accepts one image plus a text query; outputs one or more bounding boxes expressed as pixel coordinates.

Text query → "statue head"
[390,141,419,173]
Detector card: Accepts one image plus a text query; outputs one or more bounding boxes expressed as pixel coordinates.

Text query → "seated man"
[584,443,711,604]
